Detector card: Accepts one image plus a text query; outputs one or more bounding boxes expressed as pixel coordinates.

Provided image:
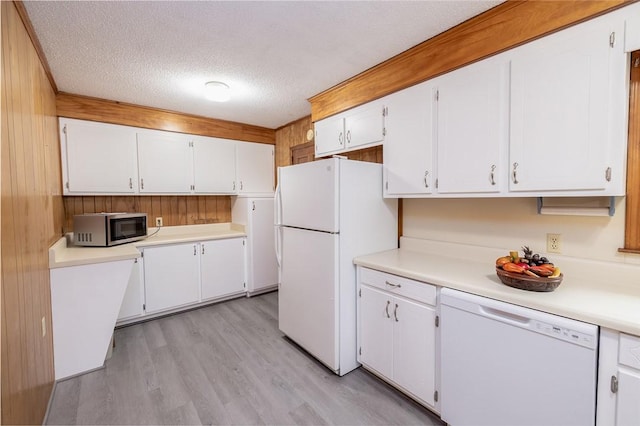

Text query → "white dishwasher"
[440,288,598,426]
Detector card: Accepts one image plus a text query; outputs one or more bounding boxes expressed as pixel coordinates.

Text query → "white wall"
[403,197,640,265]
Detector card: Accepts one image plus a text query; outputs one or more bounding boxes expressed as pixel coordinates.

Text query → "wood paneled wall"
[57,93,276,144]
[622,51,640,253]
[1,2,65,424]
[63,196,231,232]
[309,0,627,121]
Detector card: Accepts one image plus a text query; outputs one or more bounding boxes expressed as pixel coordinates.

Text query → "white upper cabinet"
[236,142,275,195]
[60,118,138,195]
[435,56,509,194]
[315,100,385,157]
[59,118,277,196]
[383,80,435,197]
[192,136,237,194]
[137,131,193,194]
[314,114,345,156]
[508,14,626,194]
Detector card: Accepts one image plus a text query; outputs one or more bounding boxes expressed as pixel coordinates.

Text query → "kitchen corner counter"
[49,223,246,269]
[354,246,640,337]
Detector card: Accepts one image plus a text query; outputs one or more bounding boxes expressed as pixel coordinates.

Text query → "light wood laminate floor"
[46,291,444,425]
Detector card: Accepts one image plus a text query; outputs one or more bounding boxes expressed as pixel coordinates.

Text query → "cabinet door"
[617,367,640,426]
[344,101,384,150]
[137,132,193,193]
[236,142,275,194]
[117,258,143,321]
[359,285,394,380]
[201,238,246,300]
[436,58,508,194]
[509,18,621,192]
[314,115,345,157]
[393,296,436,406]
[193,136,236,193]
[383,81,435,196]
[61,118,138,194]
[248,199,278,293]
[143,243,199,313]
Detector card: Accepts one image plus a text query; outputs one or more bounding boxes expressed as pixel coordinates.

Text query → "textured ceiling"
[24,1,503,129]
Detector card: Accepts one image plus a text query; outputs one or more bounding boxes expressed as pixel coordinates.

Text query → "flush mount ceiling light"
[204,81,231,102]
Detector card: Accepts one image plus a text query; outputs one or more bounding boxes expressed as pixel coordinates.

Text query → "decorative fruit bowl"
[495,267,563,292]
[495,246,563,292]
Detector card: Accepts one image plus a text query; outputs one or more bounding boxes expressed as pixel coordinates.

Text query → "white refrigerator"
[275,158,398,376]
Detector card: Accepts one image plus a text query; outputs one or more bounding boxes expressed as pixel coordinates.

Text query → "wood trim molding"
[56,92,276,144]
[309,0,630,121]
[621,51,640,252]
[13,1,58,92]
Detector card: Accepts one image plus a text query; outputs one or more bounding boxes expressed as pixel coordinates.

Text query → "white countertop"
[354,240,640,337]
[49,223,246,269]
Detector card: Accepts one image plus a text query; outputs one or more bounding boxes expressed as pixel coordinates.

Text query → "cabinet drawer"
[619,333,640,370]
[359,267,436,305]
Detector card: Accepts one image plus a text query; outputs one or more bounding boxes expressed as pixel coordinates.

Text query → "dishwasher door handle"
[479,305,531,327]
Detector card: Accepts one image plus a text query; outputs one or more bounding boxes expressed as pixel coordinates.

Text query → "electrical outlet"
[547,233,562,253]
[41,316,46,337]
[155,217,163,227]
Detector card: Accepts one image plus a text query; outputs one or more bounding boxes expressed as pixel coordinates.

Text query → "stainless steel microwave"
[73,213,147,247]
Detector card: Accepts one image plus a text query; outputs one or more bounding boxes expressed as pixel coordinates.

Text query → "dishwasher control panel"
[533,320,596,349]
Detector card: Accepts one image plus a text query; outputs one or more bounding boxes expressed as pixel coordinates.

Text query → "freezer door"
[278,226,339,371]
[278,158,339,233]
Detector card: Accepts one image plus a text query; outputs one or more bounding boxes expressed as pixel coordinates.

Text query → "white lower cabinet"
[117,257,144,321]
[117,237,246,324]
[201,238,245,301]
[597,328,640,426]
[358,267,438,411]
[143,242,200,314]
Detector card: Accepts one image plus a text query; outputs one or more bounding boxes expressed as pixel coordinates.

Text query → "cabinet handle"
[252,202,256,211]
[202,245,205,255]
[385,280,402,288]
[605,167,612,182]
[424,171,429,188]
[512,162,519,184]
[233,181,236,190]
[611,375,618,393]
[140,178,144,190]
[339,132,343,145]
[394,303,399,322]
[385,300,390,318]
[129,178,133,189]
[346,130,351,144]
[490,165,496,186]
[240,181,243,190]
[193,245,197,256]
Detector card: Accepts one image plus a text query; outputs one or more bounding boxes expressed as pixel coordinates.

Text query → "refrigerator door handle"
[274,181,283,268]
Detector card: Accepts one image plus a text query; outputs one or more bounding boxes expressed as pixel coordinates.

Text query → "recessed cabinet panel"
[359,285,394,379]
[236,142,275,195]
[509,18,619,192]
[436,58,508,194]
[61,118,138,194]
[193,136,236,193]
[344,101,384,150]
[383,81,435,196]
[393,297,436,405]
[143,243,199,314]
[201,238,245,300]
[137,132,193,193]
[617,368,640,425]
[315,115,345,156]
